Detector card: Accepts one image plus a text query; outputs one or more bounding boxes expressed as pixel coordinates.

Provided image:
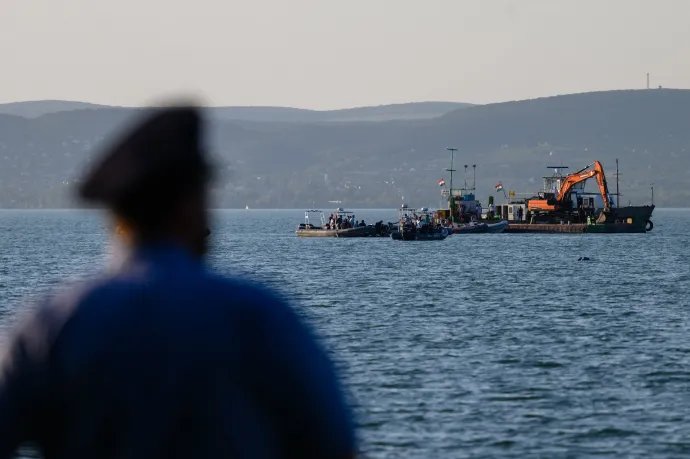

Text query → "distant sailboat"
[245,205,249,210]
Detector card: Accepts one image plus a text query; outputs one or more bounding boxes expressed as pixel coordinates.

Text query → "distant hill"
[0,89,686,209]
[0,100,472,122]
[208,102,473,123]
[0,100,115,118]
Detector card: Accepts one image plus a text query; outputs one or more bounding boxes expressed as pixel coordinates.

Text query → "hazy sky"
[1,0,688,109]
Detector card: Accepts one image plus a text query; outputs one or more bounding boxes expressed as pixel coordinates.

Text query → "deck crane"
[527,161,611,223]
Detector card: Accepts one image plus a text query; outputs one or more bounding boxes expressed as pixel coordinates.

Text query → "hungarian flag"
[495,183,504,192]
[439,179,446,186]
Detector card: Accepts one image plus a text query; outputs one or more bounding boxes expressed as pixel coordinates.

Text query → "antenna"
[463,165,468,189]
[472,165,476,190]
[650,182,654,206]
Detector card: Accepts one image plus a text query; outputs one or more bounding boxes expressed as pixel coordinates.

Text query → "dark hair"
[113,159,210,234]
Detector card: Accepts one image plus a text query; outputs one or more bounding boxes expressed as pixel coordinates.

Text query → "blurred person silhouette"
[110,219,210,270]
[0,105,355,459]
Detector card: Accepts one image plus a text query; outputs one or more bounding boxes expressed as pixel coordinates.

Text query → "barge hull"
[505,223,647,234]
[505,224,587,233]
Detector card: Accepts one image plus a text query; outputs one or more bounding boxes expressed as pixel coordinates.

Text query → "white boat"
[295,208,377,238]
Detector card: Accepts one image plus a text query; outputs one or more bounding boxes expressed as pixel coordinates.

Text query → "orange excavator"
[527,161,611,222]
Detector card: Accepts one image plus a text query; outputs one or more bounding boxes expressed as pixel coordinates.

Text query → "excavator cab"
[528,161,612,223]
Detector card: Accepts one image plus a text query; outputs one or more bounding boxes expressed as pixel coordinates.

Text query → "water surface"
[0,208,688,458]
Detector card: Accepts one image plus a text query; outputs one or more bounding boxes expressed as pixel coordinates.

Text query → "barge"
[497,161,655,233]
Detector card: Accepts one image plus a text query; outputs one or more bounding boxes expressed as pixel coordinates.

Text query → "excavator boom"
[593,161,611,211]
[528,160,611,214]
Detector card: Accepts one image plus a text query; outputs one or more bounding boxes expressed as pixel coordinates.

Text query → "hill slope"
[209,101,473,123]
[0,100,114,118]
[0,89,686,209]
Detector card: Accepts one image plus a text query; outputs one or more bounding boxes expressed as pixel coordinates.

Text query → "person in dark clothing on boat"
[578,204,586,224]
[0,105,356,459]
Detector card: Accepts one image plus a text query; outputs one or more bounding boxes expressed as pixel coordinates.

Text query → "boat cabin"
[441,184,481,222]
[574,193,616,212]
[540,166,570,198]
[496,203,527,221]
[448,189,480,214]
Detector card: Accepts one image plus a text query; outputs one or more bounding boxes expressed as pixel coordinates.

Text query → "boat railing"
[303,209,326,227]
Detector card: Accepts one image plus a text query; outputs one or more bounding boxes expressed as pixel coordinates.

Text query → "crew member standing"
[0,105,356,459]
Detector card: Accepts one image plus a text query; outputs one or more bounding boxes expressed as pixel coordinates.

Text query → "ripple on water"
[1,209,689,458]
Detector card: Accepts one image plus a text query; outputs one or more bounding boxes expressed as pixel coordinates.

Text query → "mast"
[445,148,457,222]
[472,164,476,191]
[615,158,619,208]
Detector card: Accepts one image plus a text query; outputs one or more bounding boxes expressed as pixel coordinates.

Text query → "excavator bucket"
[596,212,608,224]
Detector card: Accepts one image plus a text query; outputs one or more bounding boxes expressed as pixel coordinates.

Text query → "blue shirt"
[0,243,355,459]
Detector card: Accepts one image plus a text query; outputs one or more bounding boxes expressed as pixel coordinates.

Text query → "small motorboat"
[485,220,508,233]
[391,205,449,241]
[391,228,448,241]
[297,224,376,238]
[453,222,489,233]
[295,208,377,238]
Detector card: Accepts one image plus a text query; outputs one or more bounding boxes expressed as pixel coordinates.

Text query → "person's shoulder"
[29,273,137,322]
[200,272,312,334]
[203,272,289,311]
[6,274,129,355]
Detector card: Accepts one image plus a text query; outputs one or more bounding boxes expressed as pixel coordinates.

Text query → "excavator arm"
[555,169,597,202]
[556,161,611,212]
[593,161,611,212]
[528,161,611,216]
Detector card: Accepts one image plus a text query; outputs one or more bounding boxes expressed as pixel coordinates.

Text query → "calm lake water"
[1,208,689,458]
